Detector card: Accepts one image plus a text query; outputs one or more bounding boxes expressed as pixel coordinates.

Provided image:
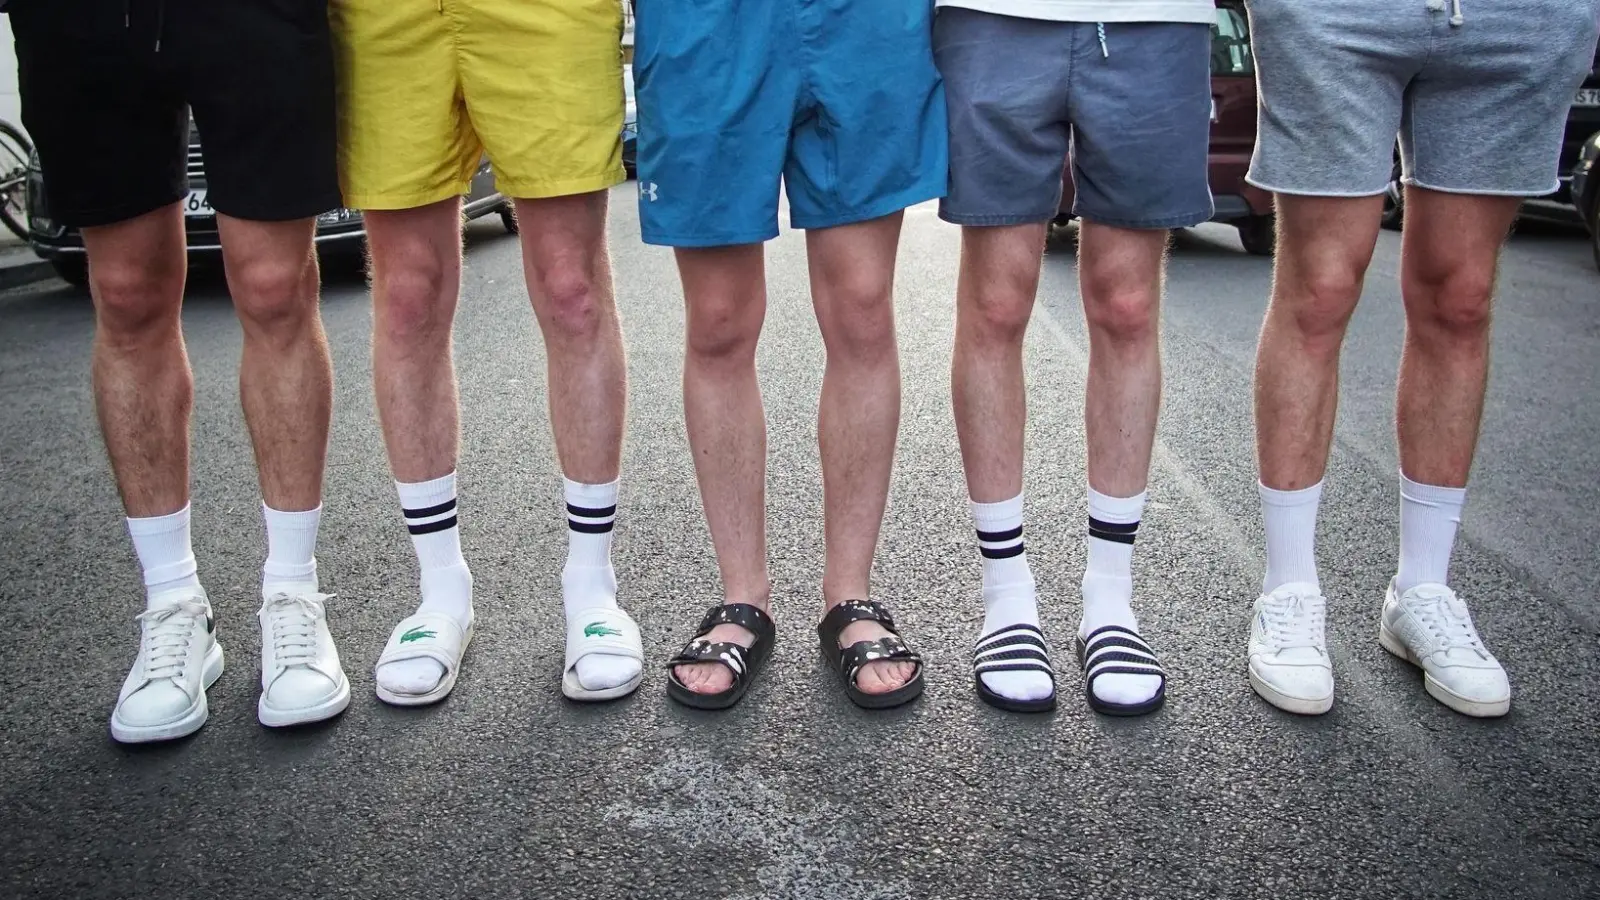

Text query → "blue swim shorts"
[633,0,950,247]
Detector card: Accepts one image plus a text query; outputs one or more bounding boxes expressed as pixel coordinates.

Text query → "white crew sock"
[262,503,321,598]
[1396,472,1465,595]
[971,494,1052,703]
[377,472,473,696]
[562,477,640,692]
[1079,488,1161,707]
[127,504,204,607]
[1261,481,1322,594]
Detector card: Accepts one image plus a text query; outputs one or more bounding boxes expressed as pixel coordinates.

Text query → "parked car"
[623,64,638,178]
[1384,48,1600,230]
[1054,0,1275,255]
[1571,130,1600,272]
[26,119,515,289]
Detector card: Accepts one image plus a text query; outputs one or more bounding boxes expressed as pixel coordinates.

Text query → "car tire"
[1590,191,1600,274]
[1380,156,1404,231]
[51,257,89,289]
[499,205,519,235]
[1236,215,1275,256]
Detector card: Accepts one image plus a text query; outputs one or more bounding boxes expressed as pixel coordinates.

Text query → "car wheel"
[51,257,89,289]
[1380,157,1404,231]
[1591,193,1600,274]
[499,205,519,235]
[1236,215,1275,256]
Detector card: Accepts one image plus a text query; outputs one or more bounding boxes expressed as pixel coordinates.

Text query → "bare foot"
[837,618,918,695]
[671,601,768,695]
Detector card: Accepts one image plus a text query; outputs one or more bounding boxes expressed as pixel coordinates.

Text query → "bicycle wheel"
[0,119,35,241]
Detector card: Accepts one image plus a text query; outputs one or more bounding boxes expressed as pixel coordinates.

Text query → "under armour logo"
[641,182,659,201]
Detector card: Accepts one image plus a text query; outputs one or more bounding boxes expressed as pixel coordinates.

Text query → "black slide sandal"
[816,599,925,710]
[1075,624,1167,717]
[665,603,777,711]
[972,623,1057,713]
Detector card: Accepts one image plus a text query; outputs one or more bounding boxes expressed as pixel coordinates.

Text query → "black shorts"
[10,0,340,228]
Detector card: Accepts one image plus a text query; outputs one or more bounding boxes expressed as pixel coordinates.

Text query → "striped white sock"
[1079,488,1161,708]
[378,473,472,697]
[971,494,1053,704]
[563,477,618,616]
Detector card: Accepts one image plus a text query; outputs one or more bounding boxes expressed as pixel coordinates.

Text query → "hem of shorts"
[498,168,626,201]
[343,181,474,212]
[789,179,947,231]
[1075,208,1215,230]
[1403,177,1559,199]
[640,227,781,248]
[939,210,1057,227]
[59,190,188,230]
[1244,175,1386,199]
[210,195,344,224]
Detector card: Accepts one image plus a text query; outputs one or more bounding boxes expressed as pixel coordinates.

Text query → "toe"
[857,660,915,695]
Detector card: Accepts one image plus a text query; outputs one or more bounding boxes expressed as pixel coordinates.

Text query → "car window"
[1211,5,1254,77]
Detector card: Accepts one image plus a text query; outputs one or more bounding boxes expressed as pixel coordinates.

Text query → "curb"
[0,258,54,291]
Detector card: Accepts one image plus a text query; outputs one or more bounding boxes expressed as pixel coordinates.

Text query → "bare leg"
[1077,221,1168,499]
[951,224,1045,503]
[217,215,330,513]
[671,244,770,695]
[81,203,190,518]
[1396,188,1519,486]
[809,212,914,695]
[513,192,625,482]
[367,199,464,483]
[1255,195,1384,489]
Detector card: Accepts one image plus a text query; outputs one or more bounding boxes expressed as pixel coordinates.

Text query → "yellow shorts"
[330,0,626,209]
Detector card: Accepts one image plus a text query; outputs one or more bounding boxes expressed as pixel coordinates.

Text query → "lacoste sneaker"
[1247,582,1334,715]
[110,590,225,744]
[258,592,350,727]
[1379,580,1510,718]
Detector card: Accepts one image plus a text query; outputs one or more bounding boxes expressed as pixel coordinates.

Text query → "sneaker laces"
[136,598,209,680]
[1404,585,1487,656]
[260,592,331,668]
[1258,588,1326,652]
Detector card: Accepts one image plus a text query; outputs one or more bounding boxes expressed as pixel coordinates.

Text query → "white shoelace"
[1403,585,1487,656]
[260,593,330,668]
[1258,589,1327,652]
[136,599,209,679]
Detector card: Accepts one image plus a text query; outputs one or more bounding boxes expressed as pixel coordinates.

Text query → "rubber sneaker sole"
[1248,663,1334,716]
[258,671,352,728]
[1378,622,1510,718]
[110,642,225,744]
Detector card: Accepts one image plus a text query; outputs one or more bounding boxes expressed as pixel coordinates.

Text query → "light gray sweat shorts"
[1245,0,1600,197]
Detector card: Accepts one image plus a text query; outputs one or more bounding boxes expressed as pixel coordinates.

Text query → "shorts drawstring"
[1096,22,1108,58]
[1426,0,1465,26]
[123,0,167,52]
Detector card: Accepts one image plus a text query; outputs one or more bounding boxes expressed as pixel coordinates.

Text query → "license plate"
[182,189,213,217]
[1576,88,1600,108]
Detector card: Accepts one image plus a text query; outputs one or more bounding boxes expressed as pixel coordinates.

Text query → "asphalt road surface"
[2,192,1598,900]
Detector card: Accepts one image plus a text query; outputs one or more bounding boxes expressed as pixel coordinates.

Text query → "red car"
[1054,0,1275,255]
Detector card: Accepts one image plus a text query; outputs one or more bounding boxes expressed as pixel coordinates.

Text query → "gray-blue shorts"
[1246,0,1600,197]
[933,7,1214,230]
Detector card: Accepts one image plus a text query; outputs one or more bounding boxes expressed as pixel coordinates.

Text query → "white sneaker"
[110,590,225,744]
[1379,580,1510,718]
[257,592,350,727]
[1247,582,1334,715]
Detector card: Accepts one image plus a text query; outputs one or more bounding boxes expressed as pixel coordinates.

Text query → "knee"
[90,257,184,339]
[374,258,452,345]
[1406,265,1493,340]
[686,296,761,364]
[1276,264,1364,353]
[964,282,1034,346]
[1081,264,1158,344]
[231,256,315,335]
[817,270,896,359]
[533,264,607,342]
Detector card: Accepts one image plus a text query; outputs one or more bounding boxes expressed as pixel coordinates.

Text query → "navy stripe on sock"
[568,520,615,534]
[976,525,1023,543]
[566,503,617,519]
[1088,516,1138,545]
[980,542,1026,559]
[403,499,457,520]
[408,514,459,535]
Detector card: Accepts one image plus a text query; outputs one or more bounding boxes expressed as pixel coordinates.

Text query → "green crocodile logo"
[584,622,622,638]
[400,626,436,644]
